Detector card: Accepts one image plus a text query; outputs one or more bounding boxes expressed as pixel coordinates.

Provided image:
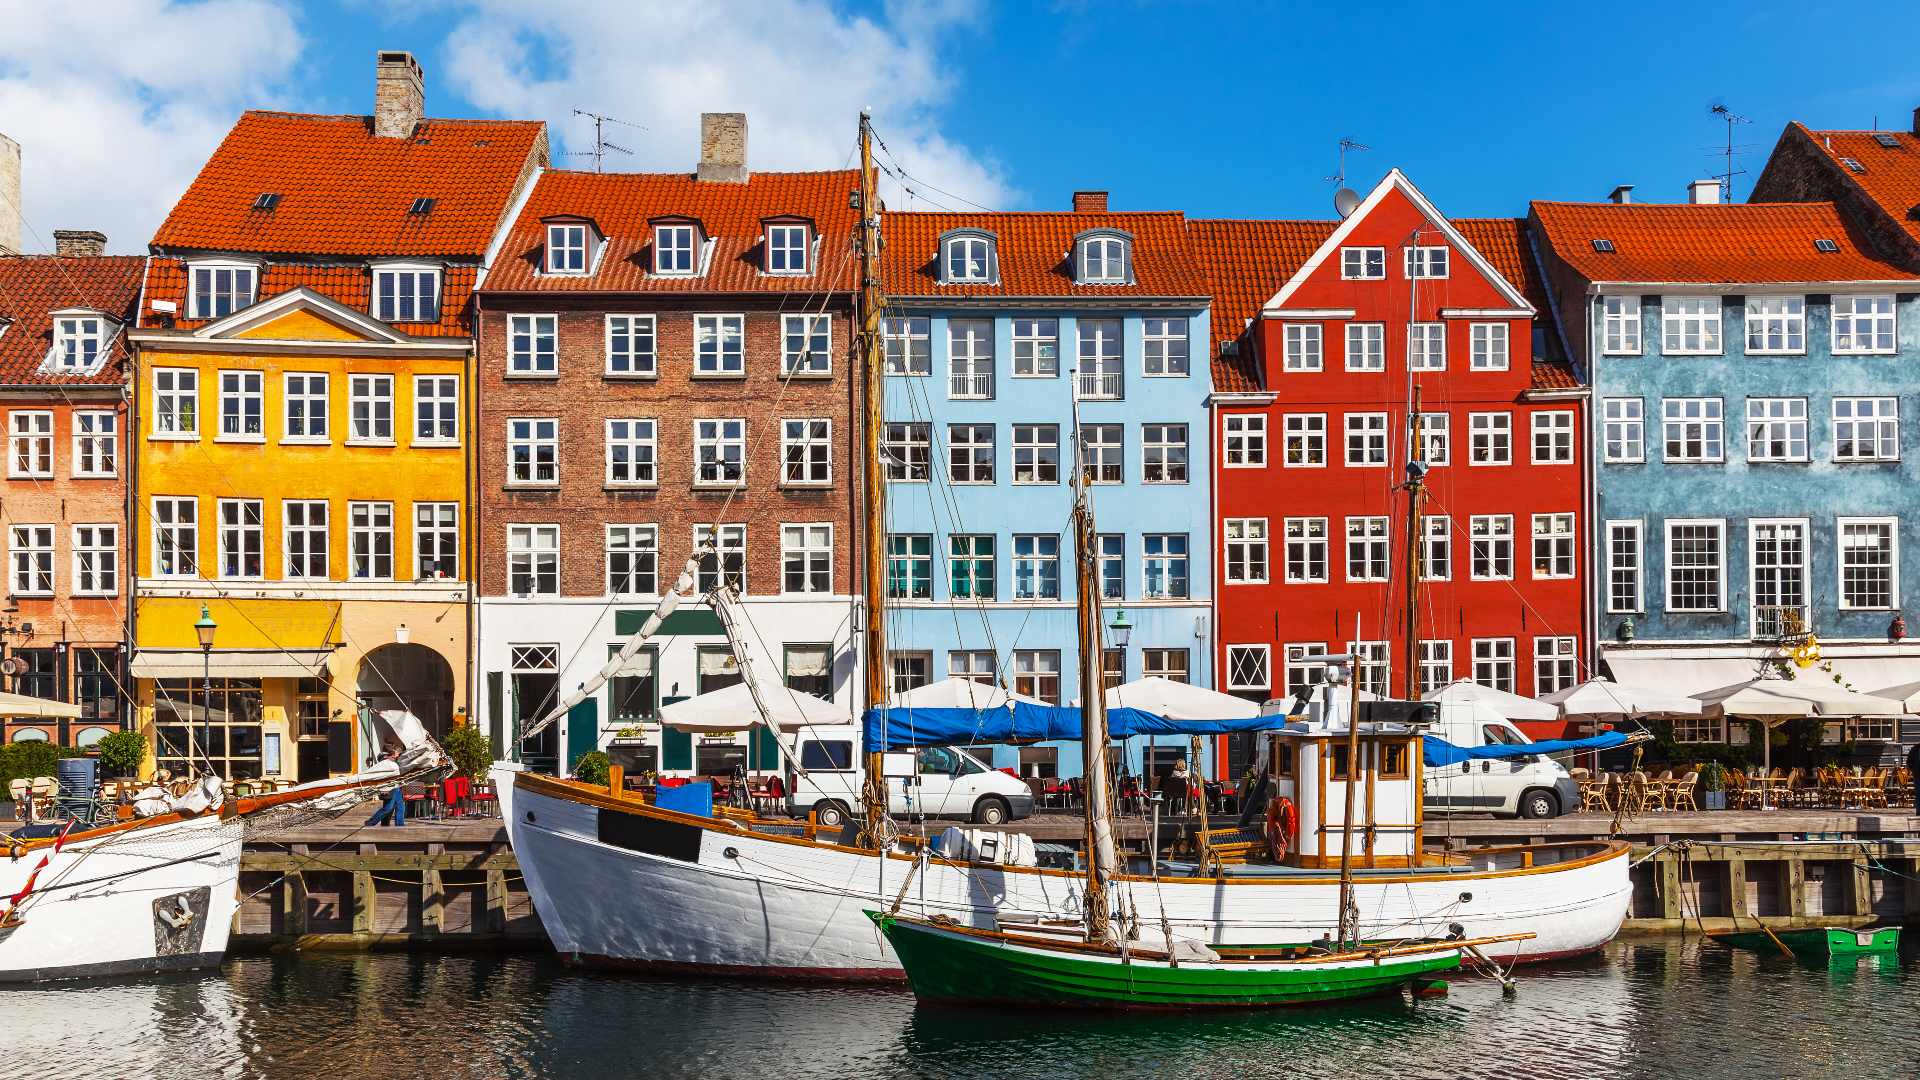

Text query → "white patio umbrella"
[889,676,1043,711]
[1103,676,1260,720]
[0,691,81,720]
[1424,678,1559,722]
[657,676,846,734]
[1695,676,1902,806]
[1543,677,1703,722]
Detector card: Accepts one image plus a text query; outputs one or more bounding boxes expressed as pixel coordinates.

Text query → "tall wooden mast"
[1403,385,1426,698]
[1072,481,1119,944]
[856,111,892,848]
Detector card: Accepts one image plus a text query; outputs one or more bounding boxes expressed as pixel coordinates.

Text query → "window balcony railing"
[1753,604,1812,642]
[950,371,994,399]
[1076,370,1123,400]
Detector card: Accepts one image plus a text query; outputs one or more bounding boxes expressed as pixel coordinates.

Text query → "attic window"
[252,193,280,211]
[52,314,106,370]
[1591,239,1615,253]
[654,224,696,275]
[545,223,589,275]
[408,197,437,215]
[1814,238,1841,254]
[1874,133,1901,149]
[1075,234,1130,284]
[1841,157,1866,173]
[939,231,996,284]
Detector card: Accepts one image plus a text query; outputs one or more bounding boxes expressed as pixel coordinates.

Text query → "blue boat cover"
[655,781,714,817]
[1422,730,1628,767]
[860,701,1281,751]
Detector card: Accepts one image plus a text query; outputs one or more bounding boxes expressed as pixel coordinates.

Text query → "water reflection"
[0,937,1913,1080]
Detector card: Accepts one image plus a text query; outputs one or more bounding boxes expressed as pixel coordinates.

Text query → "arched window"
[941,233,995,284]
[1074,231,1132,285]
[10,727,48,742]
[75,726,114,748]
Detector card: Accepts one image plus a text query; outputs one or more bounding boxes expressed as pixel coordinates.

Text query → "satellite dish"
[1334,188,1362,219]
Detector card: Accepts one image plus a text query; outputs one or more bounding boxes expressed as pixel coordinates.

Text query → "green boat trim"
[1709,925,1901,958]
[870,911,1529,1011]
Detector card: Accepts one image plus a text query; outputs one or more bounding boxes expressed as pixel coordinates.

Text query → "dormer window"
[372,263,441,323]
[52,312,106,370]
[654,224,697,275]
[189,261,256,319]
[941,232,995,284]
[546,223,589,274]
[766,223,810,274]
[1075,232,1131,285]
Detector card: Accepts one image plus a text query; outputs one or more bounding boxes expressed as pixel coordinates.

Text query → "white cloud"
[0,0,304,254]
[440,0,1014,211]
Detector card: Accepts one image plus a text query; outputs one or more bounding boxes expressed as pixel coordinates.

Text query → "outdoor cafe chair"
[1672,771,1700,812]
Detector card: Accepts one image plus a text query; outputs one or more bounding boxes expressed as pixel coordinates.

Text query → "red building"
[1193,170,1587,777]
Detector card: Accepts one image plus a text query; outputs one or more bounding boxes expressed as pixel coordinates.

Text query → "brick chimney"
[374,50,425,139]
[0,132,19,255]
[1687,179,1722,205]
[697,113,748,183]
[1912,104,1920,136]
[1607,184,1634,205]
[1074,190,1109,213]
[53,230,106,257]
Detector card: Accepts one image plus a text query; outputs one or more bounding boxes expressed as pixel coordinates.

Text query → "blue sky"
[5,0,1920,251]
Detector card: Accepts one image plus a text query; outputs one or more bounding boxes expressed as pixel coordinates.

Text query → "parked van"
[786,727,1036,829]
[1422,701,1579,819]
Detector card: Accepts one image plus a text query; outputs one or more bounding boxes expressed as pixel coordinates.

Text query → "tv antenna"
[1709,103,1752,201]
[568,109,645,172]
[1326,137,1371,187]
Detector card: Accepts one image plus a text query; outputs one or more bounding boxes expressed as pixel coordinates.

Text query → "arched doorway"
[356,644,455,742]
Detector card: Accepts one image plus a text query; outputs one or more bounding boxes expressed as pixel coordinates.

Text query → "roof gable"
[1768,124,1920,250]
[192,287,410,343]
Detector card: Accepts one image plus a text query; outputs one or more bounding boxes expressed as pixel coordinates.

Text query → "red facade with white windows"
[1193,172,1587,773]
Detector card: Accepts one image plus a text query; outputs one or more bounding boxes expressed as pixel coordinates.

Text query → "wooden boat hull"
[1712,926,1901,958]
[500,768,1633,980]
[870,912,1460,1009]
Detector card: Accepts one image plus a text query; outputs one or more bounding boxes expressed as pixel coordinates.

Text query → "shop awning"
[0,691,81,719]
[1603,647,1920,701]
[130,648,334,680]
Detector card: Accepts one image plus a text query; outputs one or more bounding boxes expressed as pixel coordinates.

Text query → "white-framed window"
[1143,533,1189,598]
[1418,640,1453,696]
[1284,413,1326,467]
[72,410,116,478]
[1832,295,1896,354]
[152,368,198,437]
[1605,520,1642,613]
[506,417,558,486]
[943,235,993,283]
[1283,324,1322,372]
[693,523,747,594]
[1346,640,1390,696]
[1224,414,1266,467]
[653,224,696,275]
[1834,397,1899,461]
[71,524,116,596]
[694,314,746,375]
[9,525,52,595]
[1408,322,1446,371]
[607,524,658,596]
[781,418,832,485]
[606,419,657,487]
[948,649,996,684]
[217,499,263,578]
[1405,245,1449,279]
[1666,519,1726,613]
[883,422,930,481]
[1746,398,1808,462]
[7,411,51,477]
[1602,398,1644,463]
[348,502,393,580]
[413,375,458,445]
[1421,515,1450,580]
[1344,322,1385,371]
[1283,517,1327,584]
[884,316,933,376]
[781,523,833,594]
[1601,295,1641,355]
[1012,318,1059,377]
[1534,637,1578,695]
[948,423,994,484]
[1345,516,1389,582]
[949,319,995,399]
[949,535,995,600]
[1662,398,1724,462]
[606,314,657,377]
[1143,317,1189,376]
[1472,638,1516,693]
[1661,296,1722,354]
[414,502,457,580]
[1226,644,1271,694]
[1078,423,1123,485]
[1745,296,1805,354]
[1144,648,1190,684]
[152,497,197,577]
[373,266,440,323]
[1751,519,1809,635]
[507,314,557,375]
[1013,649,1062,705]
[284,499,328,579]
[1469,515,1514,580]
[1531,411,1574,464]
[1839,517,1899,610]
[348,374,392,444]
[217,370,263,440]
[1468,412,1511,465]
[283,373,328,442]
[1282,644,1326,696]
[1076,319,1124,399]
[694,418,746,487]
[781,314,831,375]
[1012,424,1059,485]
[1012,534,1061,600]
[1470,323,1509,370]
[1345,412,1388,466]
[765,223,810,274]
[1532,512,1576,579]
[1143,423,1187,483]
[886,534,932,600]
[51,314,105,370]
[1077,235,1128,284]
[546,223,590,274]
[507,524,559,596]
[1341,247,1385,280]
[1224,517,1269,584]
[1417,413,1450,466]
[189,262,256,319]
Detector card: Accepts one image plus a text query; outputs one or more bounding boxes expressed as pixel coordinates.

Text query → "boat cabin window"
[1379,742,1409,779]
[1482,724,1527,746]
[800,739,854,771]
[1330,743,1350,780]
[1266,741,1295,779]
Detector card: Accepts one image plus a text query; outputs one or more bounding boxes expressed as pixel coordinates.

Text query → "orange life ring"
[1264,795,1297,861]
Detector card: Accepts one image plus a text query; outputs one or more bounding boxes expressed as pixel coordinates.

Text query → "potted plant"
[442,725,494,779]
[572,750,611,786]
[1698,761,1727,811]
[95,730,148,778]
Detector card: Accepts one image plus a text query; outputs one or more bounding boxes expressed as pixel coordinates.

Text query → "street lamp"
[194,605,216,778]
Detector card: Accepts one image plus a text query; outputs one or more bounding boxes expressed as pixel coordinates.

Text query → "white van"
[1422,701,1579,819]
[786,728,1035,829]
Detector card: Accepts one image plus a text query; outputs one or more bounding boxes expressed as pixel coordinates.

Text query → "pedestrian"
[1906,740,1920,814]
[364,748,407,827]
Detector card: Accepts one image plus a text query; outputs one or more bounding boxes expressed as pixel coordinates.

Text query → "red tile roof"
[880,211,1211,299]
[483,169,862,294]
[151,111,546,258]
[140,259,478,337]
[1185,219,1333,392]
[0,255,145,385]
[1529,200,1916,285]
[1783,125,1920,249]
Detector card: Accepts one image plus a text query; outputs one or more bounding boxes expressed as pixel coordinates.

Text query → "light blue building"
[877,199,1215,780]
[1532,191,1920,750]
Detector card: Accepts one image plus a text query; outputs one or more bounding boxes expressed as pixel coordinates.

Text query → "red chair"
[469,782,499,818]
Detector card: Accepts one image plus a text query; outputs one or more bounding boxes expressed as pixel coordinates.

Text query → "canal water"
[1,936,1913,1080]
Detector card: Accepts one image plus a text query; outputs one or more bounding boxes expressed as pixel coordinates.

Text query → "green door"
[750,725,783,771]
[662,696,692,770]
[567,698,600,776]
